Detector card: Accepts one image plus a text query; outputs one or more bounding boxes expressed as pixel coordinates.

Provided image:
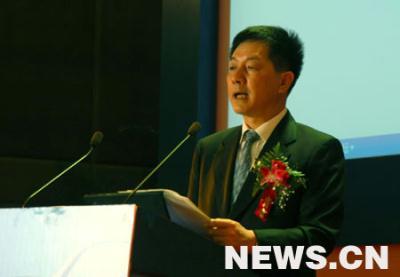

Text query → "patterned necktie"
[232,130,260,205]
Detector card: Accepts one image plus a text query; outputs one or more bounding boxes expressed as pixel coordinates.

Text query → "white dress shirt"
[239,108,288,166]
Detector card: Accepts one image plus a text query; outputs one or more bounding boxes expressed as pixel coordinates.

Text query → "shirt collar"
[241,108,287,143]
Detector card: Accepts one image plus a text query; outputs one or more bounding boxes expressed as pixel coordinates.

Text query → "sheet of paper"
[138,189,210,236]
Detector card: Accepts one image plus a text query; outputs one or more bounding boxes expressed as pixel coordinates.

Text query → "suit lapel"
[228,112,297,220]
[213,127,241,217]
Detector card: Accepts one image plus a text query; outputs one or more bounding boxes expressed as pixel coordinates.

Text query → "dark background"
[0,0,398,245]
[0,0,217,206]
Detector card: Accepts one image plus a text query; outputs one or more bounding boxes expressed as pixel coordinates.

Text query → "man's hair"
[230,25,304,93]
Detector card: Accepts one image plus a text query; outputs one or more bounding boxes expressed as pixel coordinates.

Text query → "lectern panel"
[0,205,136,276]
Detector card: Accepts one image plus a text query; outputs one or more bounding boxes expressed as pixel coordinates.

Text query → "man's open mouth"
[233,92,248,99]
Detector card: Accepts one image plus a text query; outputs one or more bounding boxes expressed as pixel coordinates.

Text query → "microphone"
[22,131,104,207]
[90,131,104,148]
[123,121,201,203]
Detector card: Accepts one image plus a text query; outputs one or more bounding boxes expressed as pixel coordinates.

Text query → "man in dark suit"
[188,26,345,272]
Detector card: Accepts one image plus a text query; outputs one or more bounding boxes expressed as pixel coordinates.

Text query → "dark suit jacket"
[188,111,345,275]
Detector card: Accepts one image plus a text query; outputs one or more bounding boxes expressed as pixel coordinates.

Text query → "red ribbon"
[254,187,277,222]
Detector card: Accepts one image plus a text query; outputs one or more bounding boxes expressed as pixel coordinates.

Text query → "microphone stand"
[22,147,94,208]
[123,133,192,203]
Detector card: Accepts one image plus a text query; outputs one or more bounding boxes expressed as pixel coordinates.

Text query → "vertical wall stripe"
[197,0,218,137]
[92,0,103,131]
[215,0,230,131]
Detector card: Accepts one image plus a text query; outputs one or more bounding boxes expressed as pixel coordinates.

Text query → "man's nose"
[231,68,246,85]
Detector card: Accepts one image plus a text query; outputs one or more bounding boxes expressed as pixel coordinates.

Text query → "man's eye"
[247,65,257,70]
[228,65,236,71]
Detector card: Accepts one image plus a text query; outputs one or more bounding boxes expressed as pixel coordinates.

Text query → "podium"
[0,192,255,276]
[84,190,256,276]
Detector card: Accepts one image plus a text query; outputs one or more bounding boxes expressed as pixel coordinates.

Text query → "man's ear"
[278,71,295,95]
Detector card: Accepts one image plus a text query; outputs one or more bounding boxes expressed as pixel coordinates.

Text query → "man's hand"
[206,218,257,251]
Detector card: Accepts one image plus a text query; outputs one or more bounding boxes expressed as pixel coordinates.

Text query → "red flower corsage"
[252,143,306,222]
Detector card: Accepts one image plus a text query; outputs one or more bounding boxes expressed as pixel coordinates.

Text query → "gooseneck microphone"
[22,131,104,207]
[123,121,201,203]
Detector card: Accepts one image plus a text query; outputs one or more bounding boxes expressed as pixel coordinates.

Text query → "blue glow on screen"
[228,0,400,159]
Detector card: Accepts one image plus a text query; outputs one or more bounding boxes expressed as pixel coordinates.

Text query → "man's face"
[226,40,288,120]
